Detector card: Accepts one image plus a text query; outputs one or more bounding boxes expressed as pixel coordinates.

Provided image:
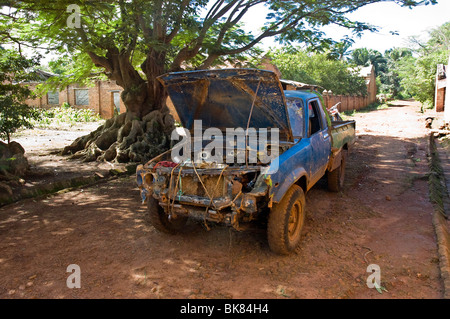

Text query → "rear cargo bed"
[330,120,356,151]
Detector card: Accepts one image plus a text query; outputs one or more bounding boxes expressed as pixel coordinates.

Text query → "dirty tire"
[147,196,187,234]
[267,185,306,255]
[328,150,347,192]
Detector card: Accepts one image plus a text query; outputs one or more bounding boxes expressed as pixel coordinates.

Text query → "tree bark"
[62,49,174,163]
[142,49,168,116]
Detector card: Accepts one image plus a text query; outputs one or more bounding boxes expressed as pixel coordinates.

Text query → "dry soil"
[0,101,444,299]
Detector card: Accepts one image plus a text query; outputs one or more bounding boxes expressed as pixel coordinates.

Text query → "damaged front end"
[136,160,274,229]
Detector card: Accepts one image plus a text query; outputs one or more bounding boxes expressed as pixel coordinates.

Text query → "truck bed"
[330,120,356,152]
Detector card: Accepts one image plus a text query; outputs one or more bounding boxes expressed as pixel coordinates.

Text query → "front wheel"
[267,185,306,255]
[147,196,187,234]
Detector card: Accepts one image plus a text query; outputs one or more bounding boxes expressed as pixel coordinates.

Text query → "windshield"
[286,98,304,138]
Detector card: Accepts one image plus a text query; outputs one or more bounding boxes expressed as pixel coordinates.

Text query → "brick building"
[24,70,126,119]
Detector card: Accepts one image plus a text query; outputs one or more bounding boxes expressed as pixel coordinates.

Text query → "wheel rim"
[288,201,303,241]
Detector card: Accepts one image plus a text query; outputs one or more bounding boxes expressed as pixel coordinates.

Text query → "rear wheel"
[267,185,306,255]
[328,149,347,192]
[147,196,187,234]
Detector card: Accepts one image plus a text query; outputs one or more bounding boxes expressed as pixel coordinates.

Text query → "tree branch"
[169,0,252,70]
[87,51,113,71]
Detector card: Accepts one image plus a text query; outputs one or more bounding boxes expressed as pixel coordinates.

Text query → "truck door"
[308,99,331,184]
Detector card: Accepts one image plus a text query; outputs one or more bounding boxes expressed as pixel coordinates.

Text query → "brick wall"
[24,80,126,119]
[436,85,446,112]
[444,56,450,122]
[436,64,447,113]
[23,83,45,108]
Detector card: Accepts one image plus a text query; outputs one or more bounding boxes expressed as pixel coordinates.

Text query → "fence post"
[337,95,342,111]
[322,90,329,109]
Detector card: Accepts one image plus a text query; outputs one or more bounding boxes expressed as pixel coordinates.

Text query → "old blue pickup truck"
[136,69,355,255]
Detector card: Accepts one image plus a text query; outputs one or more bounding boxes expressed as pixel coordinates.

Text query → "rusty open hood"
[157,69,293,141]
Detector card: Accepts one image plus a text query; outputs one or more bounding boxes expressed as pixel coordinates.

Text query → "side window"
[47,91,59,105]
[308,100,323,136]
[75,89,89,106]
[286,98,304,138]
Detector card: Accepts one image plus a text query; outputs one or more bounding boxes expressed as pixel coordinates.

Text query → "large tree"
[398,21,450,106]
[0,0,437,162]
[350,47,387,75]
[379,47,412,98]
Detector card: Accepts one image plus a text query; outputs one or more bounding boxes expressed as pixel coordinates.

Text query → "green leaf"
[374,281,388,294]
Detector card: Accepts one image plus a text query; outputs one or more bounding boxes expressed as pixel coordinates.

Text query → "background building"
[24,70,126,119]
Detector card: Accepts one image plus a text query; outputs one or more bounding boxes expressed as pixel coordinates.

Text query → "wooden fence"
[321,92,370,113]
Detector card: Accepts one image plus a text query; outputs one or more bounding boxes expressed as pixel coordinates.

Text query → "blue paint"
[268,90,333,202]
[156,68,354,206]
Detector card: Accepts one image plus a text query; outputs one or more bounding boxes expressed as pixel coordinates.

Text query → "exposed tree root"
[62,109,175,164]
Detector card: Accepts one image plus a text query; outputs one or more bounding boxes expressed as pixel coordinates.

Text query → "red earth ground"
[0,101,445,299]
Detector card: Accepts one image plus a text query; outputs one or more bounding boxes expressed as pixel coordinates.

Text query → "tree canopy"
[350,48,387,75]
[398,22,450,105]
[267,47,367,96]
[0,0,439,163]
[0,0,437,117]
[349,21,450,104]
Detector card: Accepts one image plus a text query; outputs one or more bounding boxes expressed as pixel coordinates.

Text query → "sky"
[243,0,450,53]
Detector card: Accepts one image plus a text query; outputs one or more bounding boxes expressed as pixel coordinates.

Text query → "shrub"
[33,104,102,128]
[0,50,41,143]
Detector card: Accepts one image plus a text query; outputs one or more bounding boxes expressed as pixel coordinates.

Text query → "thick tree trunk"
[142,49,168,115]
[121,81,149,119]
[62,53,175,164]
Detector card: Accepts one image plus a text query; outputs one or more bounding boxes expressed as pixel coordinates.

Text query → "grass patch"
[429,136,449,218]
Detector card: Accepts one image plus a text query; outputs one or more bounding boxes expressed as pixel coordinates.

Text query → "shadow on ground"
[0,129,443,298]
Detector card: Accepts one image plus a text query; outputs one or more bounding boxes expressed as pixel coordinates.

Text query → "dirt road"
[0,101,444,299]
